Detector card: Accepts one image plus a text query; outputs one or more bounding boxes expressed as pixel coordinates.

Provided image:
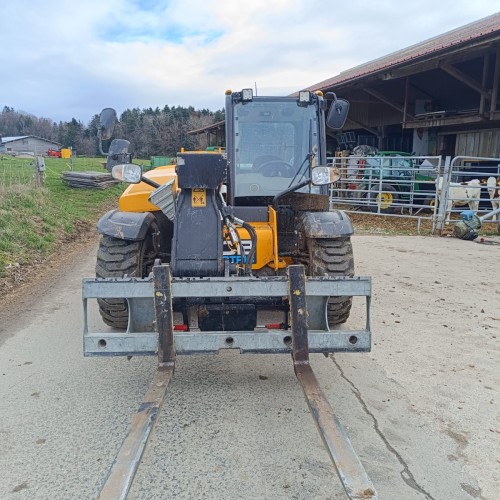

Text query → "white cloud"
[0,0,498,123]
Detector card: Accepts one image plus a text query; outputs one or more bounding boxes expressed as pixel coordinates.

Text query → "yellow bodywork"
[230,207,287,271]
[119,165,177,212]
[118,164,284,272]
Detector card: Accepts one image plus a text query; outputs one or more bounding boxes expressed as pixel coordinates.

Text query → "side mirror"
[108,138,130,155]
[99,108,117,141]
[325,93,349,130]
[106,139,132,172]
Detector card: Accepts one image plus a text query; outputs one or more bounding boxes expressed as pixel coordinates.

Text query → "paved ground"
[0,234,498,499]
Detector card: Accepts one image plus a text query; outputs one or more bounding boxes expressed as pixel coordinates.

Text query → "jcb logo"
[223,240,255,263]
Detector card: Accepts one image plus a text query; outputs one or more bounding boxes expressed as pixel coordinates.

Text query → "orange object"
[47,148,61,157]
[265,323,285,330]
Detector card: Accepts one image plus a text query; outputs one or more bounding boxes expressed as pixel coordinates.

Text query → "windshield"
[233,100,319,197]
[365,156,413,178]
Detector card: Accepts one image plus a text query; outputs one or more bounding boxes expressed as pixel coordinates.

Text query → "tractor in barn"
[351,151,436,213]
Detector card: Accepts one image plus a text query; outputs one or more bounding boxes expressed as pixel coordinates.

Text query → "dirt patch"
[349,212,436,234]
[1,220,96,291]
[0,222,100,329]
[348,211,499,237]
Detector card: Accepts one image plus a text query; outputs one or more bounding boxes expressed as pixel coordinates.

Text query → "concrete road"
[0,235,498,499]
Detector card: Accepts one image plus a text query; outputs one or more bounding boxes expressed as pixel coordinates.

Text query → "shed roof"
[187,120,225,136]
[1,135,61,145]
[1,136,30,143]
[306,12,500,91]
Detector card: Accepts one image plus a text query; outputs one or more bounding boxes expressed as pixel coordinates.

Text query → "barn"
[0,135,61,156]
[190,13,500,162]
[304,13,500,158]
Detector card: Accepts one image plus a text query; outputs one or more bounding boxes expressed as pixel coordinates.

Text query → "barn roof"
[1,135,61,145]
[1,136,30,143]
[305,12,500,92]
[187,120,225,136]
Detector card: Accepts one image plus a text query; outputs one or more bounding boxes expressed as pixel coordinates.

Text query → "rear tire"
[308,238,354,326]
[368,184,398,213]
[354,184,369,210]
[422,195,437,213]
[95,225,159,329]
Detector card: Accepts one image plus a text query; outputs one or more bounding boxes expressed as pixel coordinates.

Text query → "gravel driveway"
[0,234,498,499]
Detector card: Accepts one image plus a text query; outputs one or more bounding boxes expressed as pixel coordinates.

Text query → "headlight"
[311,166,340,185]
[241,88,253,101]
[299,91,311,104]
[111,164,142,183]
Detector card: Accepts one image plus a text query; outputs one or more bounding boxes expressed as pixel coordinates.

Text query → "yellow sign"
[192,188,206,207]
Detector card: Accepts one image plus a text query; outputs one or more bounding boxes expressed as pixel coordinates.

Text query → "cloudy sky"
[1,1,498,124]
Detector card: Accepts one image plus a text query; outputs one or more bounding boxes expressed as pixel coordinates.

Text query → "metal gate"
[434,156,500,234]
[327,155,500,235]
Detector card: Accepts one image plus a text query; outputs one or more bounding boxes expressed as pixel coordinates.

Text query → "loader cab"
[225,90,330,207]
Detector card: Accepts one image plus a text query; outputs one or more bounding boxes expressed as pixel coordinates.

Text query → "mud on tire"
[95,229,158,329]
[308,238,354,326]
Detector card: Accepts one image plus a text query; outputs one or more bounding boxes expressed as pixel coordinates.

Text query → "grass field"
[0,156,126,276]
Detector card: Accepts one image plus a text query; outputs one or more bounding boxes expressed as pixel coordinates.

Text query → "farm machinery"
[47,147,71,158]
[47,148,61,157]
[348,151,436,213]
[82,89,376,499]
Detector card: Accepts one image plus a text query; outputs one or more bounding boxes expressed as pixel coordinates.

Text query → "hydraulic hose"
[217,191,256,275]
[241,221,257,275]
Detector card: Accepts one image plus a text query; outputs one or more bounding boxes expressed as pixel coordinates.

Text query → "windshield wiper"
[287,118,315,188]
[273,124,317,206]
[287,152,311,188]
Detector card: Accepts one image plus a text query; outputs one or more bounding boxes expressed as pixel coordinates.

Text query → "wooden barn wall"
[455,129,500,157]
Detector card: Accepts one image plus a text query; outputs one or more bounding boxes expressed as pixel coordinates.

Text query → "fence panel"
[0,156,39,192]
[434,156,500,234]
[327,155,442,230]
[327,154,500,235]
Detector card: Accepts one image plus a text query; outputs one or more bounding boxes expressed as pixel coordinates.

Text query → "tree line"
[0,105,224,158]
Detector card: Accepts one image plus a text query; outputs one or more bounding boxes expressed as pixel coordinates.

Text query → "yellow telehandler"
[83,89,376,499]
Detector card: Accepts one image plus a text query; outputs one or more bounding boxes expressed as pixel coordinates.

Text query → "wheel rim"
[376,192,393,209]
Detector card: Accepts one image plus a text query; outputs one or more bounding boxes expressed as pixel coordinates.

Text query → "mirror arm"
[272,178,310,208]
[98,135,107,156]
[141,176,161,189]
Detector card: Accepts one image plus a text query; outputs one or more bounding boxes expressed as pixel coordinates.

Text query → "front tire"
[95,225,159,329]
[308,238,354,326]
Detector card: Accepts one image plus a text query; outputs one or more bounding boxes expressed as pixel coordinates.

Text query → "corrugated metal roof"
[1,136,30,143]
[306,12,500,91]
[1,135,60,145]
[187,120,225,135]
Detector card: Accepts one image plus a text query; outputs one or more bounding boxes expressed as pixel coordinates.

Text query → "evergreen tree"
[0,104,225,157]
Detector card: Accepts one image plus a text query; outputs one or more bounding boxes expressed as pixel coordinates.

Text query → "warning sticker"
[192,188,206,207]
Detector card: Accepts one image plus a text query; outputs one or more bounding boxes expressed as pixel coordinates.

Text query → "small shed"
[0,135,62,156]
